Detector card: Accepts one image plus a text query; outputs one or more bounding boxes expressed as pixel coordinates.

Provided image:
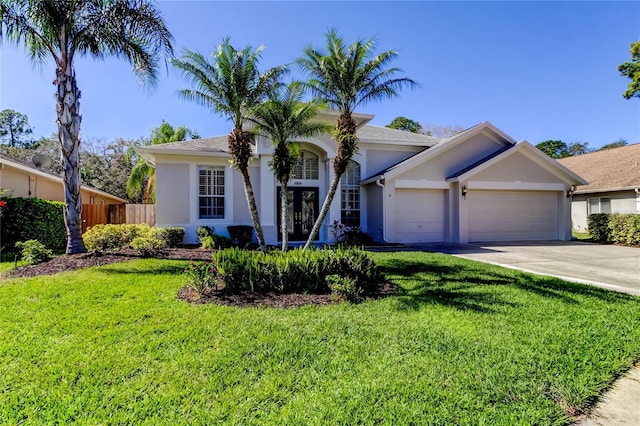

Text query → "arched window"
[292,151,319,180]
[341,161,360,227]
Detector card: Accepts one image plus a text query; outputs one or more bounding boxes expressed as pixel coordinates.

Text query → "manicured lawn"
[1,252,640,425]
[573,231,593,241]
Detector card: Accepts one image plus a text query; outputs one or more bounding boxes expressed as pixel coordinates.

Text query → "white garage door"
[394,189,445,242]
[468,191,559,241]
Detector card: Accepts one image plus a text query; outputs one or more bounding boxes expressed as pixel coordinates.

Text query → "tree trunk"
[303,113,357,250]
[280,180,289,251]
[56,61,86,254]
[303,172,340,250]
[240,168,266,252]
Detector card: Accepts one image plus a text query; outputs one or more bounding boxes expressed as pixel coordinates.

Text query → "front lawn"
[1,252,639,424]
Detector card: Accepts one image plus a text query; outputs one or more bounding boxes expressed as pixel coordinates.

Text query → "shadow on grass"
[381,256,638,313]
[97,262,186,276]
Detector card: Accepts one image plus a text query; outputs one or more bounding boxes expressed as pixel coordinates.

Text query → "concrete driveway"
[410,241,640,296]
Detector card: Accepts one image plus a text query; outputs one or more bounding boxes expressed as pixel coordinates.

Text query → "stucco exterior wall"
[400,134,502,181]
[571,190,639,231]
[365,183,384,242]
[471,152,563,183]
[232,166,260,225]
[155,163,190,226]
[365,148,422,177]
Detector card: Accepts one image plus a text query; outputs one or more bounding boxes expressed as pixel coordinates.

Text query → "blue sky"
[1,1,639,149]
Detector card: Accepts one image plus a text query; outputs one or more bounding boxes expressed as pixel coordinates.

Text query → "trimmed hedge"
[213,246,383,294]
[83,224,184,252]
[0,197,66,252]
[587,213,640,245]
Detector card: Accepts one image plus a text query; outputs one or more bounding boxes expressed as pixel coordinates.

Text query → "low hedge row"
[212,246,383,294]
[587,213,640,245]
[0,197,66,251]
[83,224,184,252]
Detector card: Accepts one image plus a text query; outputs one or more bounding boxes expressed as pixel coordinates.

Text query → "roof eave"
[573,185,639,195]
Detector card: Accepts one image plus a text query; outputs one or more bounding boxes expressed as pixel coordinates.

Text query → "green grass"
[573,231,593,241]
[1,252,640,425]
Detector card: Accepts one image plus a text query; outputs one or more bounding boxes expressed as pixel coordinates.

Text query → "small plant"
[159,227,185,248]
[183,260,217,293]
[326,274,363,302]
[130,235,166,257]
[15,239,53,265]
[201,234,233,250]
[227,225,255,247]
[196,226,215,242]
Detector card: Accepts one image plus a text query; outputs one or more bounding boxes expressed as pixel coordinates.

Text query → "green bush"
[183,260,217,293]
[0,197,66,252]
[227,225,254,247]
[159,227,184,248]
[343,227,373,247]
[130,235,166,257]
[213,246,382,295]
[326,274,363,302]
[201,234,233,250]
[587,214,611,243]
[196,226,214,241]
[83,223,165,252]
[588,213,640,245]
[15,239,54,265]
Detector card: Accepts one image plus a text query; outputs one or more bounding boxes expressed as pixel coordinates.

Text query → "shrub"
[130,235,166,257]
[15,240,54,265]
[159,227,184,248]
[201,234,233,250]
[587,214,610,243]
[213,246,382,295]
[183,260,217,293]
[83,223,166,252]
[227,225,254,247]
[343,226,373,246]
[326,274,363,302]
[0,197,66,251]
[196,226,214,241]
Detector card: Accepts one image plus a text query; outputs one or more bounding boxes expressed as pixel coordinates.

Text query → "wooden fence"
[82,204,156,233]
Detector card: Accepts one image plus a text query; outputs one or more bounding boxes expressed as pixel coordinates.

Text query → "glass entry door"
[277,187,319,241]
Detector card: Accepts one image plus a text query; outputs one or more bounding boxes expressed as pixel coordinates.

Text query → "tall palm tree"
[0,0,173,254]
[126,120,193,203]
[172,38,287,252]
[248,83,329,250]
[297,29,416,249]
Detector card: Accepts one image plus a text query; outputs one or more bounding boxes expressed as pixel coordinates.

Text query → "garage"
[394,189,446,242]
[467,190,560,241]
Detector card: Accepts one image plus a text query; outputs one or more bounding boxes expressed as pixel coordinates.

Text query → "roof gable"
[447,141,587,186]
[557,143,640,193]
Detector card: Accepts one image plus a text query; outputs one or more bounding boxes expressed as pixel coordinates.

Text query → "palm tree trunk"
[280,181,289,251]
[240,168,266,252]
[303,114,357,250]
[56,61,87,254]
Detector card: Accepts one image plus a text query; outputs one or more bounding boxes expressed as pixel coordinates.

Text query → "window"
[588,197,611,214]
[292,151,319,180]
[341,161,361,227]
[199,167,225,219]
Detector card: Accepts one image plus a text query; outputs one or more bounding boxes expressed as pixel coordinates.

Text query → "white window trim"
[588,197,611,214]
[191,164,233,224]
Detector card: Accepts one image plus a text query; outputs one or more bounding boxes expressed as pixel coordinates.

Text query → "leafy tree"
[421,123,464,138]
[0,0,173,254]
[248,82,329,250]
[568,142,592,156]
[598,139,627,151]
[0,109,33,147]
[618,41,640,99]
[126,120,193,203]
[386,116,421,133]
[83,138,141,202]
[536,140,570,159]
[297,29,416,249]
[172,38,287,252]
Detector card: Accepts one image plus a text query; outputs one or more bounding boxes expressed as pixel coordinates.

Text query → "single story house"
[0,152,125,205]
[558,143,640,232]
[137,111,585,245]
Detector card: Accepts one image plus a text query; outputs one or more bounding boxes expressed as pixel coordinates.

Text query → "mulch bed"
[3,248,397,308]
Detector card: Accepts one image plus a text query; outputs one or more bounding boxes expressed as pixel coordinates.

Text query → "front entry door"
[277,187,319,241]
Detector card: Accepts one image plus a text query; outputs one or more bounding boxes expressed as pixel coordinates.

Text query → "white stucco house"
[137,111,585,245]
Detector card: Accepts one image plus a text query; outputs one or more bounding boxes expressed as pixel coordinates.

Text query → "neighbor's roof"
[0,151,126,202]
[557,143,640,193]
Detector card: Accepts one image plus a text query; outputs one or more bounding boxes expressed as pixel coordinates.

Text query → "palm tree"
[0,0,173,254]
[172,38,287,252]
[297,29,416,249]
[248,83,329,250]
[126,120,193,203]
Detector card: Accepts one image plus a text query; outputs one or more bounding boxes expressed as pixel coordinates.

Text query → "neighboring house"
[137,111,585,245]
[0,152,125,205]
[558,144,640,232]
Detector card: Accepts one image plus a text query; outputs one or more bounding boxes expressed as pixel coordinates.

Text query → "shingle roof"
[557,143,640,192]
[139,135,233,153]
[356,125,440,145]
